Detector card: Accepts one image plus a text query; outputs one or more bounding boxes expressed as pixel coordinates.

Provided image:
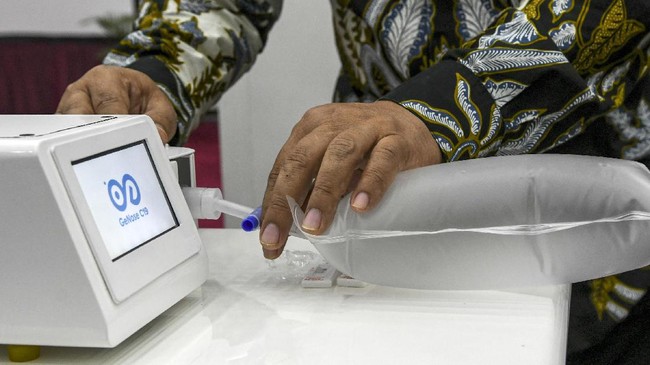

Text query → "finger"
[301,126,378,235]
[94,68,177,142]
[143,89,178,143]
[61,65,133,115]
[351,135,406,212]
[260,108,335,228]
[263,247,284,261]
[88,78,131,115]
[260,142,295,246]
[260,127,334,257]
[154,123,170,142]
[260,146,295,259]
[261,113,323,207]
[345,168,364,195]
[56,88,95,114]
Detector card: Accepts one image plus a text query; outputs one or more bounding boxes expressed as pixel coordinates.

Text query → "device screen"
[72,140,179,261]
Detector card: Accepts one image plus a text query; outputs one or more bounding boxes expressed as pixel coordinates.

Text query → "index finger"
[57,66,133,115]
[87,80,131,115]
[260,128,334,259]
[56,88,95,114]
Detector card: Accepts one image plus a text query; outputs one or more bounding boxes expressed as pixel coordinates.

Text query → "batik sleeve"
[103,0,283,144]
[382,1,650,162]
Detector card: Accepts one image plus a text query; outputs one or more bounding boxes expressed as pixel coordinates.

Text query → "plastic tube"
[182,187,253,220]
[241,207,262,232]
[182,188,303,236]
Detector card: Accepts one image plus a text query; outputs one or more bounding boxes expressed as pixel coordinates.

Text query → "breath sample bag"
[290,154,650,290]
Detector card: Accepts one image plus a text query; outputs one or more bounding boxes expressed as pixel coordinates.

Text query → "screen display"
[72,141,178,260]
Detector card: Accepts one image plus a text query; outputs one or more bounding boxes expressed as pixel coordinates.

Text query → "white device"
[0,115,208,348]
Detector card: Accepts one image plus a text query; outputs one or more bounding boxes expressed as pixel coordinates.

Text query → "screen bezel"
[71,140,179,261]
[53,121,200,303]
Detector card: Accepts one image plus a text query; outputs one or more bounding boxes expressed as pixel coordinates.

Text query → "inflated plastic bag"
[290,154,650,290]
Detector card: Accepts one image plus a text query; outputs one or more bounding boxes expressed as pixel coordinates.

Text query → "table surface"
[0,229,570,365]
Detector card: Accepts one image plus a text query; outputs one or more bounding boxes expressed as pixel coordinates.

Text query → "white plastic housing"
[0,115,208,347]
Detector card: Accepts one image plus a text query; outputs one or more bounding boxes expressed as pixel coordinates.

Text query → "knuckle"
[284,144,312,174]
[297,107,321,129]
[328,136,357,160]
[61,82,87,100]
[63,82,79,94]
[362,166,391,192]
[90,64,108,73]
[289,122,307,139]
[94,93,122,110]
[299,105,334,128]
[311,181,338,200]
[265,166,282,191]
[86,65,112,79]
[302,106,320,120]
[303,105,330,120]
[374,143,402,162]
[267,167,280,182]
[267,194,289,213]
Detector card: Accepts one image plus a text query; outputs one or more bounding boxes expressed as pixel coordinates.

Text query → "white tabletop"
[1,229,570,364]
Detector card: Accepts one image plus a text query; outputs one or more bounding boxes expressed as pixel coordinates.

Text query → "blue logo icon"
[107,174,141,211]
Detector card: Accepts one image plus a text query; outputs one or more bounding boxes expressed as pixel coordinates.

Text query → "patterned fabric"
[363,1,649,162]
[104,0,282,144]
[104,0,650,358]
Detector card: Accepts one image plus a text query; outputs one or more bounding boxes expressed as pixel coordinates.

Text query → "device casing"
[0,115,208,347]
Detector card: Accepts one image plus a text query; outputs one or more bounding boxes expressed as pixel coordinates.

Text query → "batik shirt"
[104,0,650,358]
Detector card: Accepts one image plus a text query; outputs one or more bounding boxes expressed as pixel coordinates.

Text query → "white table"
[0,229,570,364]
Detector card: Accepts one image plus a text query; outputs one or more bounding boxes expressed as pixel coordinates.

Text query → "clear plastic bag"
[290,154,650,289]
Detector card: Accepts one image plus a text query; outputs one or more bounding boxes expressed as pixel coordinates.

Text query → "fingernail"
[302,208,322,232]
[261,223,280,248]
[352,191,369,210]
[263,248,282,260]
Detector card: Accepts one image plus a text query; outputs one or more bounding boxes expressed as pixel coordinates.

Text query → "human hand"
[56,65,177,143]
[260,100,442,259]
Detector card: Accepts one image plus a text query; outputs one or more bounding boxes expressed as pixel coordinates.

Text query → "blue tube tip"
[241,207,262,232]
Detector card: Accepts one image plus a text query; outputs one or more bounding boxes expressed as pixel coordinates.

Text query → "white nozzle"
[182,187,253,220]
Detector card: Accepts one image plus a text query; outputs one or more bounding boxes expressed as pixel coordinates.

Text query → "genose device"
[0,115,208,348]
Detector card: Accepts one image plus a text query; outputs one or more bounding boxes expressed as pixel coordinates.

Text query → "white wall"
[219,1,339,227]
[0,1,134,36]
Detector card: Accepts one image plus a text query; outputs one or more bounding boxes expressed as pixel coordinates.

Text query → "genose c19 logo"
[107,174,141,212]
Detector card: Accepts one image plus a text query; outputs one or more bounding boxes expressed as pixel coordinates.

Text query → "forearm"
[104,0,283,144]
